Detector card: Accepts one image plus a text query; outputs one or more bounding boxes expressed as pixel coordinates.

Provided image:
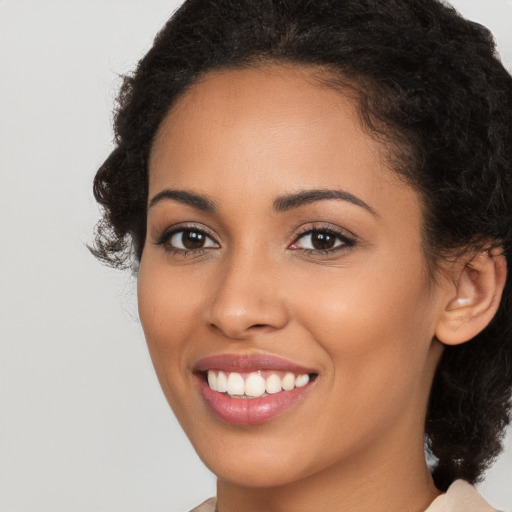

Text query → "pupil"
[183,230,205,249]
[312,231,334,250]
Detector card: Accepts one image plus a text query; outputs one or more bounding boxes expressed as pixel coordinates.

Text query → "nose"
[201,251,290,340]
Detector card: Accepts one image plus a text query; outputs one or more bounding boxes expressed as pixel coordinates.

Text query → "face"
[138,65,446,489]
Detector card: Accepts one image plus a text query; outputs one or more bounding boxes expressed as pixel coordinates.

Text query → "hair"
[91,0,512,491]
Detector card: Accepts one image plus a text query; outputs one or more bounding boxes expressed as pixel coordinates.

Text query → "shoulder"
[188,497,217,512]
[426,480,500,512]
[186,485,501,512]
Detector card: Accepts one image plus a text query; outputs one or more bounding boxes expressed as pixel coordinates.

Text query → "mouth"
[193,354,318,425]
[203,369,316,398]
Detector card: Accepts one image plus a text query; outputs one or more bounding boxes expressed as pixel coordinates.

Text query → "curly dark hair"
[91,0,512,491]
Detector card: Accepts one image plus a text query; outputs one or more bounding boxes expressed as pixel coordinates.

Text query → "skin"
[138,64,471,512]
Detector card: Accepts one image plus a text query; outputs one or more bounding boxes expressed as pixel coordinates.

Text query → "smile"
[207,370,311,398]
[194,354,318,425]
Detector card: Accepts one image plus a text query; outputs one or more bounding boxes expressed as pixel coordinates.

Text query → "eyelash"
[290,224,356,256]
[155,223,356,258]
[155,223,218,257]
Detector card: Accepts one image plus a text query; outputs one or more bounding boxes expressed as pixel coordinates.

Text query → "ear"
[435,248,507,346]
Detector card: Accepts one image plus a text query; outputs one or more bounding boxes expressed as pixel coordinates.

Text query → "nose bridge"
[202,243,289,339]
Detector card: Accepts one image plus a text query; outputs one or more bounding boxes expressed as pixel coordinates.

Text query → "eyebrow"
[148,187,376,216]
[273,189,377,216]
[149,189,216,212]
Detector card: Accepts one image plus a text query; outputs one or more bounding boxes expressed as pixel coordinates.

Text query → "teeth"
[207,371,217,390]
[245,373,266,397]
[295,374,310,387]
[216,371,228,393]
[227,372,245,396]
[206,370,312,397]
[281,372,295,391]
[266,374,282,394]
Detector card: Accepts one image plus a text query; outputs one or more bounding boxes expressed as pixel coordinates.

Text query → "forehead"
[149,64,419,224]
[151,65,369,164]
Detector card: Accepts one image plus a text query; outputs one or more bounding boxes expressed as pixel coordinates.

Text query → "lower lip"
[197,376,313,426]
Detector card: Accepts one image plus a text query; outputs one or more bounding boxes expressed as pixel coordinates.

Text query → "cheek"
[296,254,432,339]
[138,252,202,333]
[136,257,202,391]
[292,254,436,412]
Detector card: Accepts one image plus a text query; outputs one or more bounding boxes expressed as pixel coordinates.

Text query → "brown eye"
[309,231,337,250]
[292,228,354,253]
[179,230,207,249]
[164,228,218,251]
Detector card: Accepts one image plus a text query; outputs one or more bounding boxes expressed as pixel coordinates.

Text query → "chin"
[203,450,311,489]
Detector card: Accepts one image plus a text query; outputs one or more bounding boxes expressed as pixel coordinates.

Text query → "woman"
[91,0,512,510]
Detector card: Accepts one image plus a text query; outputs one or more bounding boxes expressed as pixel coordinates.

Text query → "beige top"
[188,480,499,512]
[425,480,498,512]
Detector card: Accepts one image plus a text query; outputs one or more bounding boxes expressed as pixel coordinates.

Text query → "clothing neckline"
[425,480,497,512]
[189,479,498,512]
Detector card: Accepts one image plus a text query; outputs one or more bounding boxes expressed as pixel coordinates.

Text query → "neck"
[216,424,441,512]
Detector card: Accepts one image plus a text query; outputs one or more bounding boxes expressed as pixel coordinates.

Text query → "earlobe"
[435,248,507,346]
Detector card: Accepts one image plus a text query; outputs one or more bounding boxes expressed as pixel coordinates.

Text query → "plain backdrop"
[1,1,511,511]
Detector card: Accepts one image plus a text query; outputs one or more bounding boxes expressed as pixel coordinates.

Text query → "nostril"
[202,290,290,339]
[207,321,274,340]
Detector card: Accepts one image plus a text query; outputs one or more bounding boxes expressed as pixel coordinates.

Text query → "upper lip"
[193,353,317,375]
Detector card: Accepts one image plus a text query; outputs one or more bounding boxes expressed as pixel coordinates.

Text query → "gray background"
[1,1,511,511]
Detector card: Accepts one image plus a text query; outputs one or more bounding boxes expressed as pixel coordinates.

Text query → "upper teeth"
[207,370,310,398]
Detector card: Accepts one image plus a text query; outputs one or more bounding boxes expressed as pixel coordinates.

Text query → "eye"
[156,226,219,253]
[290,227,355,254]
